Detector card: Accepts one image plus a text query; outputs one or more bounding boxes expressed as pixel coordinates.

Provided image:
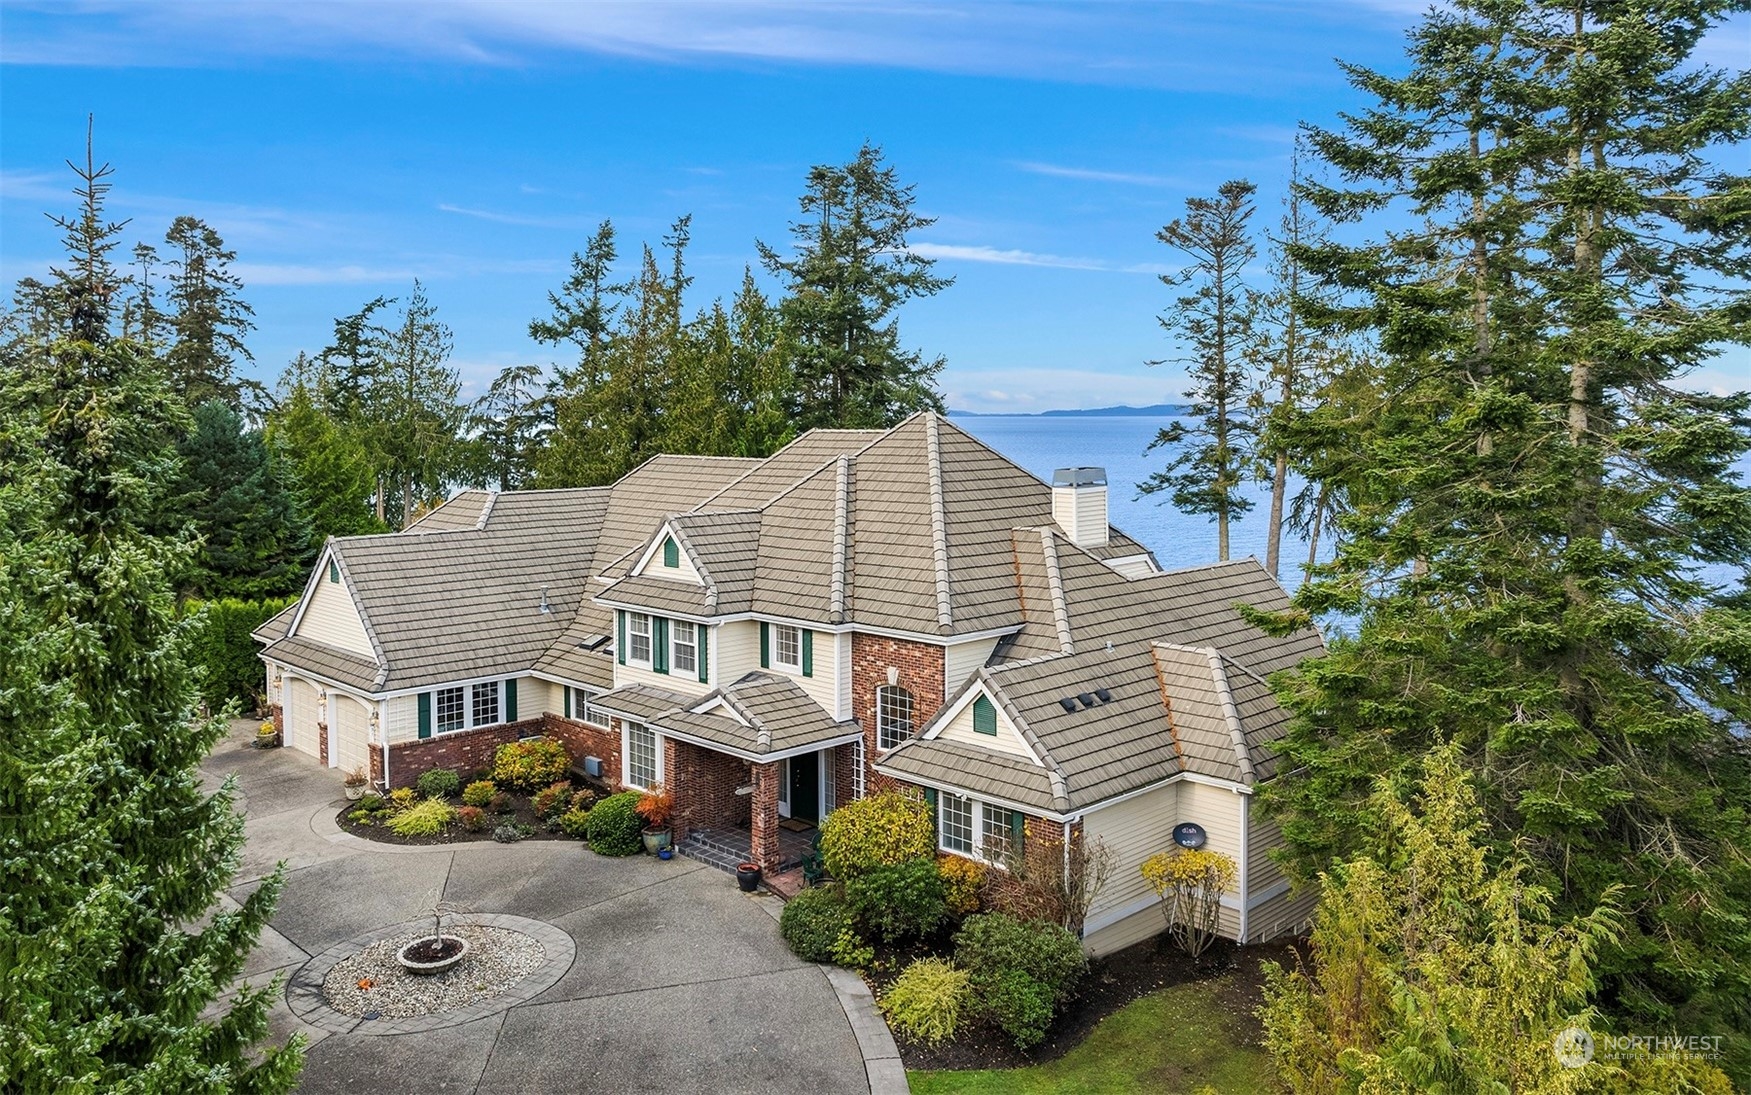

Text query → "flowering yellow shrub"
[818,792,934,879]
[1140,848,1236,958]
[937,854,986,916]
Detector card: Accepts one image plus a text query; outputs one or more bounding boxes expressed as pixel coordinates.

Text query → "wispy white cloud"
[436,203,597,229]
[909,241,1172,276]
[1013,161,1184,187]
[232,256,562,286]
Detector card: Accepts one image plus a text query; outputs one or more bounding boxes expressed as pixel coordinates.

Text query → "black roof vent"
[1058,697,1079,713]
[1095,688,1112,703]
[1077,692,1097,709]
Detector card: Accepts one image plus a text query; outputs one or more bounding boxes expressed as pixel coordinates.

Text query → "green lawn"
[907,979,1278,1095]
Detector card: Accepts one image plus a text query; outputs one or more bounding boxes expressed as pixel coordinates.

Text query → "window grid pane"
[773,625,800,668]
[628,613,652,663]
[940,794,973,854]
[981,804,1013,860]
[436,687,466,733]
[628,723,657,788]
[850,738,866,800]
[472,681,500,727]
[672,621,697,674]
[877,687,914,751]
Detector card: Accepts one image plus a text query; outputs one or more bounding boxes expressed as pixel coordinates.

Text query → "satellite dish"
[1173,823,1207,849]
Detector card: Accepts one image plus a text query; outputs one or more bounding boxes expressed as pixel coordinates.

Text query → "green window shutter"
[564,686,572,719]
[662,537,679,568]
[759,622,770,668]
[1010,810,1026,855]
[328,559,339,583]
[417,692,432,739]
[697,627,710,683]
[505,679,518,721]
[653,618,669,675]
[924,788,939,835]
[801,630,813,677]
[617,611,627,666]
[972,694,997,735]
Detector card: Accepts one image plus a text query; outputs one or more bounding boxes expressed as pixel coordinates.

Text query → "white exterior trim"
[920,683,1046,767]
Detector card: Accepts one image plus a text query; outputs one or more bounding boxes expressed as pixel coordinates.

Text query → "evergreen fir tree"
[0,149,302,1093]
[263,377,384,541]
[162,216,255,409]
[463,364,548,491]
[1140,179,1260,561]
[759,143,951,430]
[361,282,465,526]
[172,400,314,598]
[1263,0,1751,1077]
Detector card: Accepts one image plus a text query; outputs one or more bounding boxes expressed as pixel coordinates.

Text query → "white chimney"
[1052,467,1108,548]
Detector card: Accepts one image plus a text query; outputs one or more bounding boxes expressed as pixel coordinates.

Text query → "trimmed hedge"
[181,596,295,711]
[584,792,644,856]
[817,792,935,880]
[879,958,971,1046]
[416,768,460,799]
[779,886,858,963]
[953,912,1088,1048]
[844,858,948,941]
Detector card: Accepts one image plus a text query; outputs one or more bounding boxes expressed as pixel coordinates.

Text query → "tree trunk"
[1266,452,1287,577]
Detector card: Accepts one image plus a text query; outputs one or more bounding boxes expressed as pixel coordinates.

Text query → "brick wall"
[383,712,623,792]
[317,720,329,767]
[666,740,751,843]
[750,761,780,871]
[543,715,622,789]
[851,633,945,794]
[267,703,284,748]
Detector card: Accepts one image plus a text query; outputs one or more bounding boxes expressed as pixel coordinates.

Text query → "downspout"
[1237,792,1250,944]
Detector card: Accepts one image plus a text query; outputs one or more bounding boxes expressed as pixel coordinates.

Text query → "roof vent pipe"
[1052,467,1108,549]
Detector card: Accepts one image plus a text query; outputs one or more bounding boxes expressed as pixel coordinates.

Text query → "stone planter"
[641,828,672,855]
[736,863,762,893]
[396,935,470,976]
[345,783,367,800]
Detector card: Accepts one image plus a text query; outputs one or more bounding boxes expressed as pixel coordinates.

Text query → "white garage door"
[331,694,371,781]
[286,678,322,761]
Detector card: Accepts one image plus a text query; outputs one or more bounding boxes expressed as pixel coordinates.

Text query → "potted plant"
[635,783,673,855]
[343,766,369,800]
[396,900,470,976]
[736,862,762,892]
[254,721,279,749]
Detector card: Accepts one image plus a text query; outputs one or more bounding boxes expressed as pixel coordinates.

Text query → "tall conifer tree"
[162,216,255,409]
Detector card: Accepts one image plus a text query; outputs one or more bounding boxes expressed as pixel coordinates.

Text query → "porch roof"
[589,683,697,723]
[876,736,1063,814]
[652,672,862,760]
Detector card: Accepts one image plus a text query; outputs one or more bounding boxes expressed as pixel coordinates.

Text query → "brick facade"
[317,720,329,767]
[851,633,946,793]
[750,761,780,871]
[382,713,621,792]
[266,703,284,748]
[665,739,752,844]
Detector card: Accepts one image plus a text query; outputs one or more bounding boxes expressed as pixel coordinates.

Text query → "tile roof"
[258,634,380,692]
[650,672,860,758]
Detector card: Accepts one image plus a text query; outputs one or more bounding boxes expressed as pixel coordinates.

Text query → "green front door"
[788,752,820,824]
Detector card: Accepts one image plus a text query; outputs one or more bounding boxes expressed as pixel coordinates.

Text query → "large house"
[254,413,1322,954]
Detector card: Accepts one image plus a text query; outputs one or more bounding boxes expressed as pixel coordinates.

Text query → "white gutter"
[1237,791,1251,943]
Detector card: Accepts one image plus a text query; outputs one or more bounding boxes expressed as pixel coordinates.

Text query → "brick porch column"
[663,737,687,844]
[750,761,781,872]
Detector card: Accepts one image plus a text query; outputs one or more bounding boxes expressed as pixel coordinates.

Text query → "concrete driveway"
[203,722,885,1094]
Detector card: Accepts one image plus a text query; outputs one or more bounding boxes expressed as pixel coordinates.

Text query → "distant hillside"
[949,403,1189,418]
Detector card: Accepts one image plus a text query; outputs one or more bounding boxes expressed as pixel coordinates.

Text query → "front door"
[788,752,820,825]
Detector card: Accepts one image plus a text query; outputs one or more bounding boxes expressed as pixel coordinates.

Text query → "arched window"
[876,685,914,751]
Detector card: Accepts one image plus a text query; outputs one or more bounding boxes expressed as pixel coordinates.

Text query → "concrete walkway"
[203,721,899,1094]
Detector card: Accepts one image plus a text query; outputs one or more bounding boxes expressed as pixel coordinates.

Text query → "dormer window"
[772,624,801,670]
[662,536,679,568]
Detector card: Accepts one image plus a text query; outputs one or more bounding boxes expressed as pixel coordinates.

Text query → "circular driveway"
[203,723,877,1094]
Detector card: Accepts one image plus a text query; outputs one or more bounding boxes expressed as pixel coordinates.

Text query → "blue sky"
[2,1,1746,411]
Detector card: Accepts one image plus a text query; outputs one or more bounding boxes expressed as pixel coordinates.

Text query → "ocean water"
[954,414,1320,591]
[954,414,1748,600]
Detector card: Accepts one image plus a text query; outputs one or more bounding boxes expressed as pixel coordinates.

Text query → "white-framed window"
[981,803,1015,860]
[625,721,659,790]
[574,687,605,727]
[772,624,801,670]
[940,793,974,855]
[472,680,501,727]
[436,687,466,733]
[672,620,697,676]
[627,612,652,666]
[850,737,866,801]
[877,686,914,751]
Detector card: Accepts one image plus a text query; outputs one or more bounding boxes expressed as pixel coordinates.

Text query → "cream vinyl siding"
[789,631,841,716]
[935,691,1035,760]
[285,678,322,761]
[632,530,703,583]
[1083,782,1179,937]
[943,637,998,701]
[714,620,761,683]
[330,693,372,777]
[1243,802,1319,942]
[615,659,712,699]
[384,694,419,745]
[520,677,560,718]
[835,631,853,720]
[294,570,374,657]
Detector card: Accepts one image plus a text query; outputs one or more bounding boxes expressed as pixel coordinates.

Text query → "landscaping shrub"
[584,792,644,856]
[346,809,372,824]
[416,768,460,799]
[180,595,295,711]
[387,787,418,812]
[818,792,935,879]
[569,788,598,813]
[878,958,971,1047]
[953,912,1087,1005]
[492,823,523,843]
[845,858,948,941]
[457,805,488,832]
[778,886,858,963]
[488,792,510,813]
[461,780,497,808]
[356,793,384,812]
[531,780,574,820]
[491,737,570,791]
[558,808,592,839]
[938,855,986,917]
[387,798,454,837]
[829,929,875,970]
[983,968,1056,1048]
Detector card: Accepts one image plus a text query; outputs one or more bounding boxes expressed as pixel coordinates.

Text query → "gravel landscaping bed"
[322,926,544,1018]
